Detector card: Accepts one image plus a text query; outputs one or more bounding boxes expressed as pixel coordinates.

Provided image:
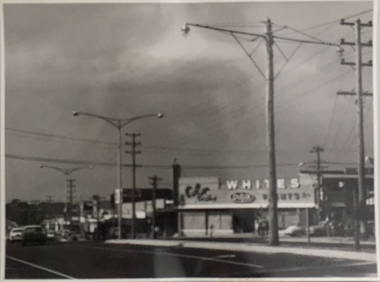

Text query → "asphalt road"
[5,241,377,279]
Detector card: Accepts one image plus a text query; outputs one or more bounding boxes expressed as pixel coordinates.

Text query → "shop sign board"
[179,175,316,209]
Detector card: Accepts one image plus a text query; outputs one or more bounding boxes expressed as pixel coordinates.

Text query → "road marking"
[76,244,264,269]
[213,254,236,259]
[259,261,375,274]
[6,255,75,279]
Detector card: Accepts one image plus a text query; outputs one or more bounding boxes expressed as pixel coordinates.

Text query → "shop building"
[176,166,375,237]
[109,188,175,237]
[177,173,317,236]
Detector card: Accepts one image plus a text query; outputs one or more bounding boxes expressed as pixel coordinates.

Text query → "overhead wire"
[335,99,373,162]
[6,153,300,169]
[6,127,117,147]
[9,126,356,156]
[172,19,356,140]
[323,95,340,149]
[225,27,355,120]
[189,37,348,137]
[278,9,372,36]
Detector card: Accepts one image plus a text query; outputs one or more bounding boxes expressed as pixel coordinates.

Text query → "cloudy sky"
[3,1,374,203]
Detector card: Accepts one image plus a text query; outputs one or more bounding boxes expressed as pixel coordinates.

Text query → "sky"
[2,1,375,203]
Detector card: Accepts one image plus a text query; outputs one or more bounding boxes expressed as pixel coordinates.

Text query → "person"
[153,226,160,239]
[254,219,259,235]
[258,218,269,236]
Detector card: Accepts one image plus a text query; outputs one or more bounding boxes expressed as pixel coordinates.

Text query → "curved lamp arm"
[73,111,163,129]
[40,165,92,176]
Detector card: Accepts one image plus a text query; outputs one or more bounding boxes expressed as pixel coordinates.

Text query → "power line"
[6,127,116,147]
[7,126,364,157]
[275,69,352,111]
[335,101,373,163]
[6,153,359,171]
[278,9,372,36]
[329,96,353,154]
[323,95,340,149]
[5,153,301,170]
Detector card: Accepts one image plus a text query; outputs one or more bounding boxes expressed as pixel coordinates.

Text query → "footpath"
[106,235,378,263]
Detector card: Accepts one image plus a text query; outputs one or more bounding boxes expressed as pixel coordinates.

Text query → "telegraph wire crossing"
[163,26,369,135]
[6,127,369,156]
[191,37,362,133]
[5,154,362,169]
[162,16,370,131]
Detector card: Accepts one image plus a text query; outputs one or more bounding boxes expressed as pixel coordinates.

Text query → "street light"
[72,111,164,239]
[40,165,92,227]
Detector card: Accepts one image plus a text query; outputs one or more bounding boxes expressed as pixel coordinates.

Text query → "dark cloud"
[4,2,374,202]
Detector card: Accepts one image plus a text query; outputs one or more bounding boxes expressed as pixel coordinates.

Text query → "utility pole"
[46,195,53,231]
[125,133,141,239]
[265,18,278,246]
[93,195,100,240]
[67,179,76,230]
[310,146,324,214]
[149,175,162,239]
[46,195,53,220]
[172,159,182,234]
[182,18,342,247]
[339,18,372,250]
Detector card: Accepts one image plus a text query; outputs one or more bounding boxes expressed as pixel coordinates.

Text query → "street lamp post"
[72,111,163,239]
[40,165,92,228]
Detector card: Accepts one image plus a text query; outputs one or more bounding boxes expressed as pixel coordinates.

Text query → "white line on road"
[261,261,375,274]
[213,254,236,259]
[6,255,75,279]
[76,244,264,269]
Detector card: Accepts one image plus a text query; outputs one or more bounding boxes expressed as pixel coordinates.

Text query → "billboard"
[178,174,316,209]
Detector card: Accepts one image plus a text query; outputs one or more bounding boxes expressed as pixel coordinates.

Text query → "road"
[5,241,377,279]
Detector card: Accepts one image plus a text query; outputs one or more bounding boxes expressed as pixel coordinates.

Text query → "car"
[46,230,55,241]
[309,220,344,237]
[21,225,47,246]
[9,227,23,242]
[282,224,305,237]
[308,221,328,237]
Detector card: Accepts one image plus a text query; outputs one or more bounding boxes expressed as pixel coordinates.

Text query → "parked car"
[309,221,329,237]
[9,227,23,242]
[282,224,305,237]
[46,230,56,241]
[21,225,47,246]
[309,220,344,237]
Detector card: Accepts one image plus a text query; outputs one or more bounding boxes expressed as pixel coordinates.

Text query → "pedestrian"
[258,218,269,236]
[210,224,214,238]
[254,219,259,235]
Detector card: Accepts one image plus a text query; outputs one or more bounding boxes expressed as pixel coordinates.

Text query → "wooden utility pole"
[310,146,324,212]
[172,159,182,235]
[339,18,372,250]
[125,133,141,239]
[149,175,162,239]
[46,195,53,220]
[67,179,76,229]
[265,18,278,246]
